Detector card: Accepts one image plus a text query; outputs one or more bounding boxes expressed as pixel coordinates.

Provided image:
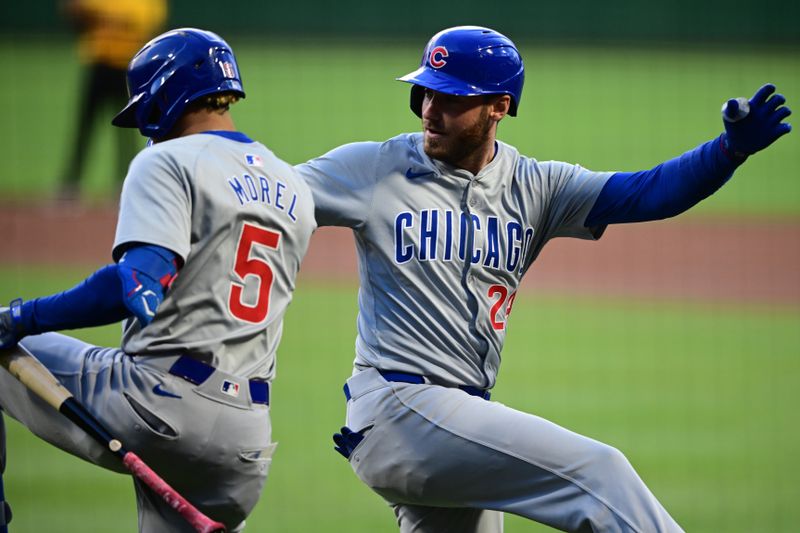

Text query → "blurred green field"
[1,268,799,532]
[0,38,798,214]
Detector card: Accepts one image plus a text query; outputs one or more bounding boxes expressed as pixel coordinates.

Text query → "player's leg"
[59,63,104,196]
[0,333,125,469]
[121,365,275,533]
[132,463,256,533]
[393,504,503,533]
[102,64,138,183]
[1,334,275,531]
[115,126,139,183]
[343,368,682,533]
[131,460,263,533]
[134,476,255,533]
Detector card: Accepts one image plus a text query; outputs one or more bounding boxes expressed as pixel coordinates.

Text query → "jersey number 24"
[488,284,517,331]
[228,222,282,323]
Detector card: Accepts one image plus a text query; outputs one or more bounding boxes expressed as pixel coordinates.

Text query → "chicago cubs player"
[0,28,315,532]
[295,26,791,533]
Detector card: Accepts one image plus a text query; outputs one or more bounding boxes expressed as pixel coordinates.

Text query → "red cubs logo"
[428,46,449,68]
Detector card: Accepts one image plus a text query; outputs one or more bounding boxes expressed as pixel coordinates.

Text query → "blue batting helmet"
[397,26,524,117]
[112,28,245,139]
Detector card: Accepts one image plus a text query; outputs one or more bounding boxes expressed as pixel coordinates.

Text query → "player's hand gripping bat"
[0,345,226,533]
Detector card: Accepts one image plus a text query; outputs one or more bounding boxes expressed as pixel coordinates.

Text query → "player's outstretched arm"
[585,83,791,227]
[721,83,792,160]
[0,245,179,350]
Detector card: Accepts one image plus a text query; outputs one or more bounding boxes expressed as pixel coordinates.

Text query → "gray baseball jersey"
[296,132,682,532]
[297,132,611,389]
[116,132,315,380]
[0,131,315,532]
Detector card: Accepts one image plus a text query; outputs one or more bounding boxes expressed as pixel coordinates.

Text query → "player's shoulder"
[131,133,217,164]
[127,139,179,176]
[308,139,383,163]
[302,133,418,164]
[508,143,584,181]
[375,132,434,173]
[495,139,551,182]
[257,142,315,195]
[381,132,422,152]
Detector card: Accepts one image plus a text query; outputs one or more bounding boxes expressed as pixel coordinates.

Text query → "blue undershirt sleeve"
[18,245,179,335]
[18,265,130,334]
[585,134,742,227]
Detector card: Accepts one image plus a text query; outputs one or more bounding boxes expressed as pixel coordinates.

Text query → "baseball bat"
[0,345,226,533]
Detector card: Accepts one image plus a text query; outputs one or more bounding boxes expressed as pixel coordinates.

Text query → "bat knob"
[109,439,122,452]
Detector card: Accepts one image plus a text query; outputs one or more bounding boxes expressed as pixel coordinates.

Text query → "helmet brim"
[111,93,143,128]
[397,68,517,117]
[396,67,484,97]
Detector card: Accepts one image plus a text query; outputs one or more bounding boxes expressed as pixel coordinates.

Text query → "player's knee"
[587,442,635,478]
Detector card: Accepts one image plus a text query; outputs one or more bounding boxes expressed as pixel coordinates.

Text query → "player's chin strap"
[0,410,12,532]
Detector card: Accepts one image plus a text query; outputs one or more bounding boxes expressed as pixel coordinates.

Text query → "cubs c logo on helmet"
[429,46,449,68]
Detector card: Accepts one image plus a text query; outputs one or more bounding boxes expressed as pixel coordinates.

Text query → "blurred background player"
[57,0,167,201]
[0,27,315,532]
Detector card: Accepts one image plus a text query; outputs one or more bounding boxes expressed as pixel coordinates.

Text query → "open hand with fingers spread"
[721,83,792,160]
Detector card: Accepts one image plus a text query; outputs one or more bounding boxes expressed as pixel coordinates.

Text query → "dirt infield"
[2,202,798,307]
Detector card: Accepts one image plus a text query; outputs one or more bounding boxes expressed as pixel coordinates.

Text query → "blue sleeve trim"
[118,245,179,286]
[200,130,254,143]
[117,245,179,326]
[585,134,741,226]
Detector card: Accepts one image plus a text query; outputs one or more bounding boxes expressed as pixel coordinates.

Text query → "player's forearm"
[15,245,178,338]
[19,265,131,335]
[584,134,741,226]
[587,83,792,227]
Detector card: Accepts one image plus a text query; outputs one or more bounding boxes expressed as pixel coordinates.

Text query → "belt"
[168,355,270,405]
[343,370,490,401]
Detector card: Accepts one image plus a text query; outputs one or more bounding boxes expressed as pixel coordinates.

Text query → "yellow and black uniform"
[59,0,167,197]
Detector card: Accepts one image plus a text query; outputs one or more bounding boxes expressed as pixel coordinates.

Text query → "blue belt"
[343,370,490,401]
[168,355,270,405]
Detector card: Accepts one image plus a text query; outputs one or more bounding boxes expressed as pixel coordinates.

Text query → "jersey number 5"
[229,222,282,323]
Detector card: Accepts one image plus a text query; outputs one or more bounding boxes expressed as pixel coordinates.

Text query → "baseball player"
[58,0,167,199]
[295,26,791,533]
[0,28,315,532]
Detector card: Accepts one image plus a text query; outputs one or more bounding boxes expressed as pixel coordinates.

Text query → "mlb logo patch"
[245,154,264,167]
[221,380,241,398]
[220,61,236,79]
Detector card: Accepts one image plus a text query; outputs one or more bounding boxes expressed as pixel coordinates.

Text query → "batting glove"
[0,299,25,350]
[721,83,792,160]
[333,426,367,460]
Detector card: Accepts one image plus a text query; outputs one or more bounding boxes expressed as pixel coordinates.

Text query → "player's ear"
[489,95,511,121]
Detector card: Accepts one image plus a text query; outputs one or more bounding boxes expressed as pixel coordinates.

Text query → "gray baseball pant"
[342,367,683,533]
[0,333,275,532]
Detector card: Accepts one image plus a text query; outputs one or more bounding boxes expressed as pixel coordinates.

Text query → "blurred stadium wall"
[6,0,800,45]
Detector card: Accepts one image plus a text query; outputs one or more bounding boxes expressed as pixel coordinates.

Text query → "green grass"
[1,268,799,532]
[0,38,798,214]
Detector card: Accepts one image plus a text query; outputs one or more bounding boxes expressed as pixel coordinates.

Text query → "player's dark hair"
[188,91,241,114]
